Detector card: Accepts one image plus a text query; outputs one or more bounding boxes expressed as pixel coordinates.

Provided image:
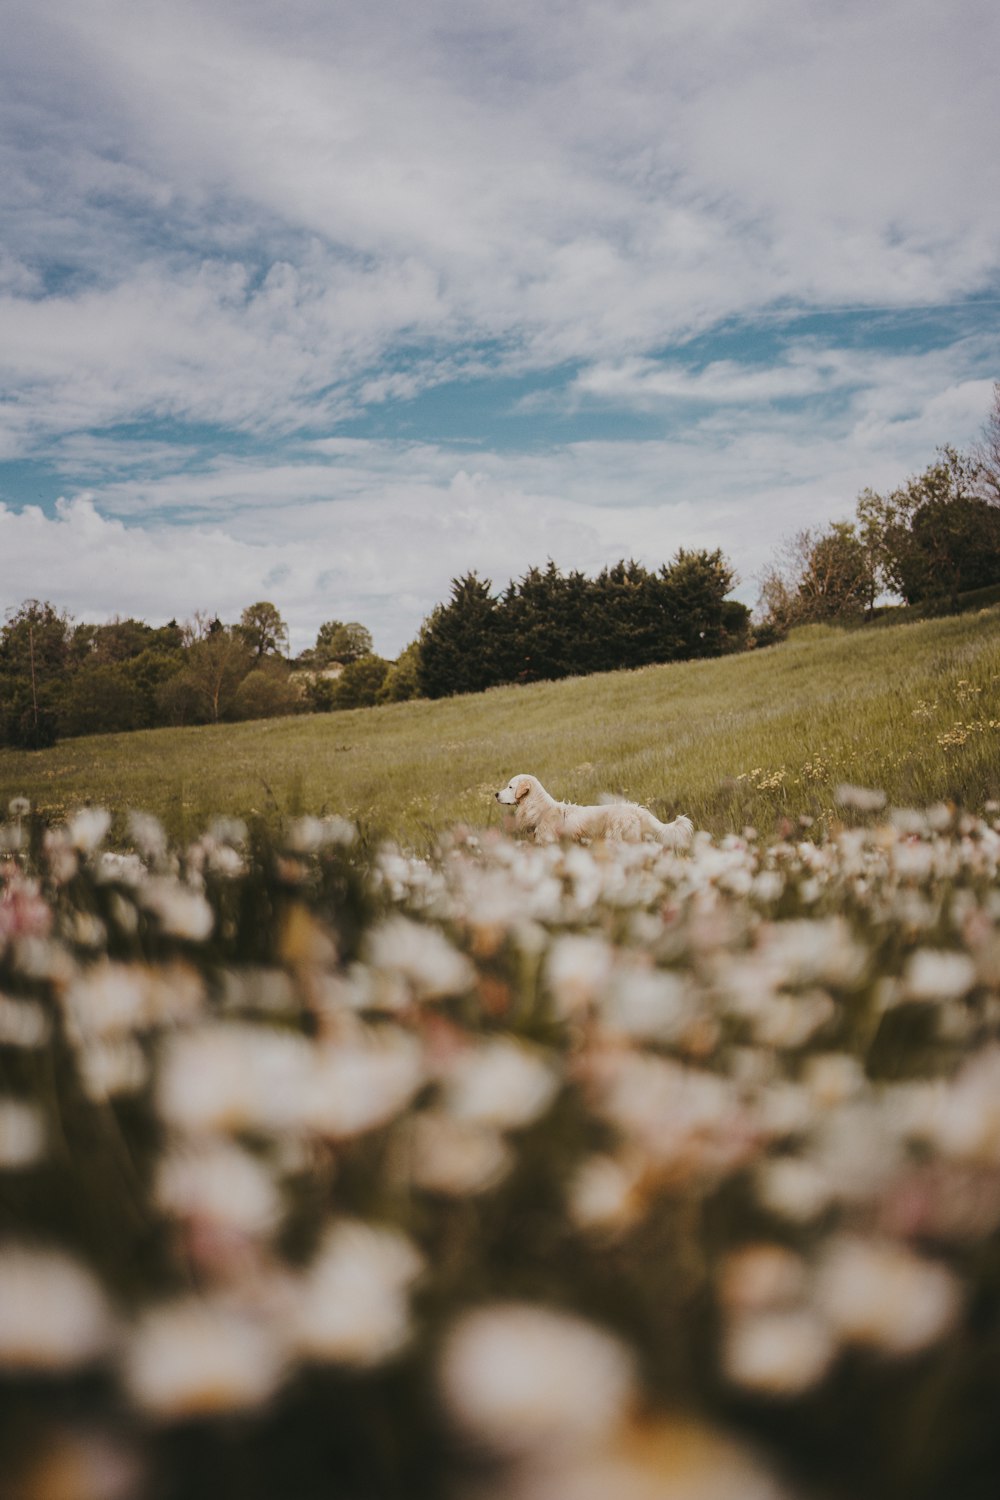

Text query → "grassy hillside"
[2,607,999,844]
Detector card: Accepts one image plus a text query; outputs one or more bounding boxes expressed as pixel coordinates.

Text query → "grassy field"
[2,607,999,845]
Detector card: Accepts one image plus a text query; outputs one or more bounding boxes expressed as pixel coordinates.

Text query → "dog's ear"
[515,779,531,802]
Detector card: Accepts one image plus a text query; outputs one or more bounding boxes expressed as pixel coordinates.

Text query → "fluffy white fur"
[496,774,694,849]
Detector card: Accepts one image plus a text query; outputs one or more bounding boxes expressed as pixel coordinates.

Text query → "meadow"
[2,610,1000,1500]
[2,607,1000,847]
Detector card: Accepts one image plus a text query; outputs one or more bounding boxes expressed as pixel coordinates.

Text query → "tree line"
[3,384,998,748]
[756,383,1000,636]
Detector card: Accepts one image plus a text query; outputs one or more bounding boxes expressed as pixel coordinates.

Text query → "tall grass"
[2,609,999,844]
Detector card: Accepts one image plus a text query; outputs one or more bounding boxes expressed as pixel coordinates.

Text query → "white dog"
[496,774,694,848]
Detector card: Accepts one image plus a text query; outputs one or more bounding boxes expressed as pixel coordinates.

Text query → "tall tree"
[417,574,501,698]
[315,621,373,666]
[238,602,289,660]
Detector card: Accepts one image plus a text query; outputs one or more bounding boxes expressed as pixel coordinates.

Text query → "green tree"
[857,447,1000,609]
[377,641,424,703]
[417,574,501,698]
[0,600,71,748]
[232,665,303,720]
[315,621,373,666]
[333,655,390,708]
[238,602,289,660]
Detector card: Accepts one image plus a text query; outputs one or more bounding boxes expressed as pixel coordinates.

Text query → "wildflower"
[157,1023,314,1135]
[0,1098,46,1169]
[121,1299,287,1420]
[439,1302,637,1458]
[932,1047,1000,1162]
[721,1306,835,1397]
[567,1153,644,1234]
[902,948,976,1003]
[545,933,615,1017]
[291,1219,423,1366]
[8,796,30,819]
[77,1039,148,1100]
[364,916,475,1000]
[155,1139,282,1239]
[286,814,357,852]
[0,993,50,1048]
[409,1110,512,1196]
[68,807,112,854]
[718,1244,809,1313]
[304,1030,424,1138]
[835,784,887,812]
[602,964,695,1044]
[0,1245,114,1371]
[127,810,168,864]
[64,962,150,1041]
[814,1235,962,1356]
[756,1154,833,1223]
[441,1037,559,1131]
[140,878,214,941]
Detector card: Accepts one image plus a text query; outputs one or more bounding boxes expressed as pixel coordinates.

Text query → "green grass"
[3,607,1000,845]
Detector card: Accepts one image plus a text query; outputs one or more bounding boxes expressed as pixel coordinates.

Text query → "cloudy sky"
[2,0,998,655]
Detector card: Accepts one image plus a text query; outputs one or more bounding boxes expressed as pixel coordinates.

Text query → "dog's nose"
[494,792,501,800]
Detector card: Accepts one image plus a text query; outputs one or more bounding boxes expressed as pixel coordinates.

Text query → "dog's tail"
[648,811,694,850]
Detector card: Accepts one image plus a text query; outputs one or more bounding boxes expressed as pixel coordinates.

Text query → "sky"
[1,0,998,656]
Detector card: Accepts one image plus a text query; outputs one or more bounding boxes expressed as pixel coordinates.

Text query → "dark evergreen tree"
[417,574,502,698]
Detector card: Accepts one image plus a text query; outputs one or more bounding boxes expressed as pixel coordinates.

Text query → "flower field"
[2,795,1000,1499]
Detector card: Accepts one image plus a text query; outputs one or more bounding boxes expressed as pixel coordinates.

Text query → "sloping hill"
[2,609,999,843]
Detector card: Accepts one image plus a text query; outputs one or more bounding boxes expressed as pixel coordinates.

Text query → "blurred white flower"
[903,948,977,1003]
[545,934,614,1017]
[304,1030,424,1138]
[64,962,149,1041]
[722,1306,836,1397]
[0,1098,46,1168]
[292,1219,422,1366]
[932,1047,1000,1162]
[0,1245,113,1371]
[286,815,357,852]
[835,785,887,813]
[68,807,112,854]
[718,1244,809,1313]
[157,1023,314,1135]
[127,810,168,864]
[0,993,50,1048]
[439,1303,636,1458]
[155,1139,282,1238]
[602,964,695,1044]
[77,1039,148,1100]
[442,1038,558,1131]
[409,1111,512,1196]
[364,916,475,1000]
[8,796,30,819]
[121,1299,287,1420]
[802,1053,866,1108]
[140,879,214,941]
[756,1155,833,1223]
[567,1153,643,1234]
[814,1236,962,1356]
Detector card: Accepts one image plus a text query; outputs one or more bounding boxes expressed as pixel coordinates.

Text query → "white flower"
[64,962,150,1041]
[718,1244,809,1312]
[77,1039,148,1100]
[286,815,357,852]
[814,1236,962,1356]
[545,935,614,1017]
[567,1154,643,1233]
[902,948,976,1003]
[931,1047,1000,1162]
[756,1155,833,1223]
[722,1307,835,1397]
[303,1030,424,1138]
[127,810,168,863]
[0,1098,46,1168]
[0,1245,113,1371]
[68,807,112,854]
[8,796,30,819]
[292,1219,422,1366]
[602,964,694,1044]
[442,1038,559,1131]
[140,879,214,941]
[155,1140,282,1238]
[409,1111,512,1196]
[0,993,50,1048]
[157,1024,314,1135]
[835,784,887,813]
[121,1299,287,1420]
[439,1303,637,1457]
[364,916,474,1000]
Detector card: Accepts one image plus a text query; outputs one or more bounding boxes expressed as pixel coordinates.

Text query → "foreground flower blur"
[0,797,999,1498]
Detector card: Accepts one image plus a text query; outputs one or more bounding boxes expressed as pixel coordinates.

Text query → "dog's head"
[495,774,536,805]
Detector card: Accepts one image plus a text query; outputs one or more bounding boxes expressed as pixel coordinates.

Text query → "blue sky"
[1,0,998,654]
